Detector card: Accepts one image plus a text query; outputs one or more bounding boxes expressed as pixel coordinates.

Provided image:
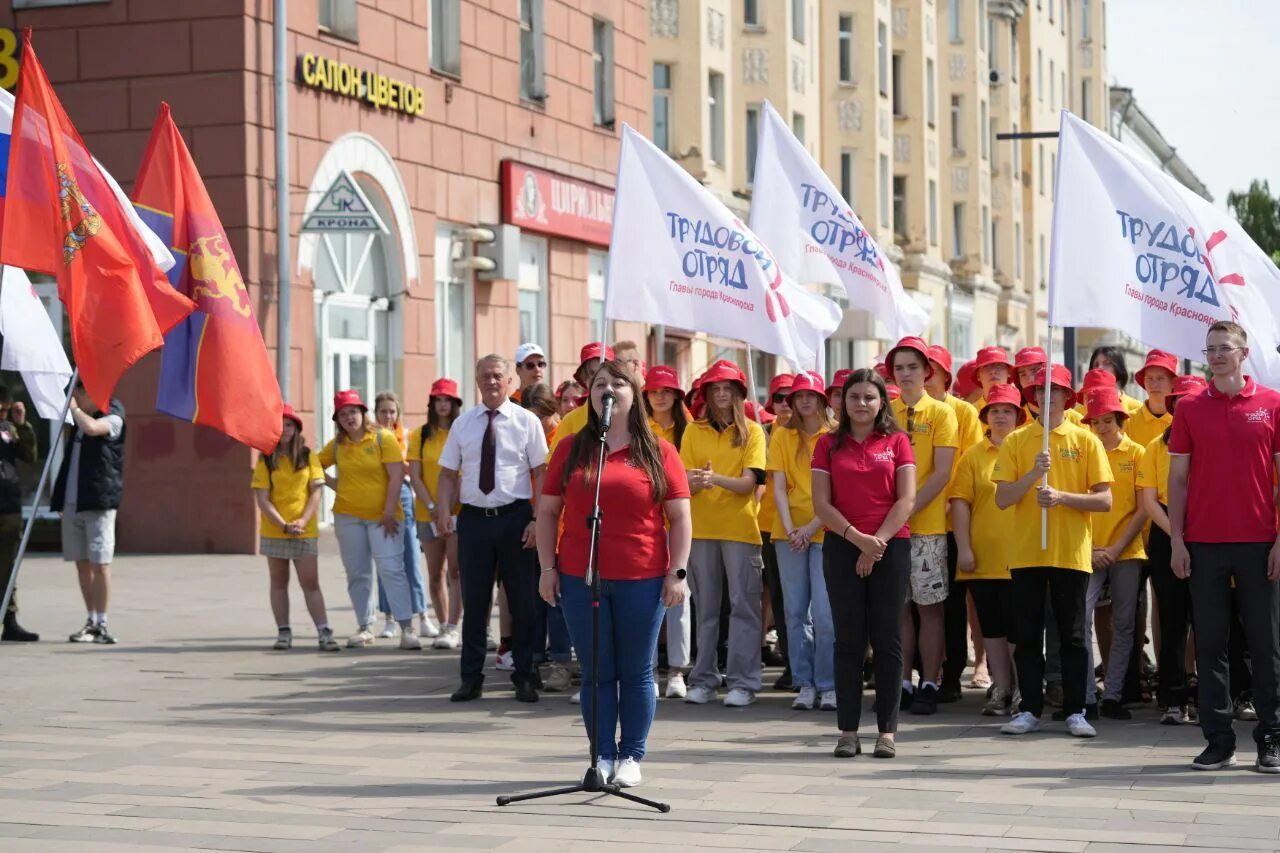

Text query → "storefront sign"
[500,160,614,247]
[0,28,18,91]
[301,171,389,234]
[296,53,425,118]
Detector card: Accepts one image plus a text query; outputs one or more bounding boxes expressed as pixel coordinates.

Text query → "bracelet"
[843,524,854,541]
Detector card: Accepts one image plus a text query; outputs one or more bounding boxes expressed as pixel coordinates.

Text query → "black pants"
[457,504,537,685]
[1187,542,1280,747]
[761,532,788,659]
[1148,522,1193,707]
[0,514,20,616]
[824,535,910,734]
[1011,567,1089,718]
[942,532,968,687]
[969,580,1014,640]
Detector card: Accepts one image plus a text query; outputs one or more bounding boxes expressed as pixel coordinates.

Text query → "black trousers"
[824,535,910,734]
[761,532,788,659]
[1011,567,1089,718]
[1148,522,1193,708]
[1187,542,1280,747]
[0,514,20,616]
[457,504,537,685]
[942,532,968,687]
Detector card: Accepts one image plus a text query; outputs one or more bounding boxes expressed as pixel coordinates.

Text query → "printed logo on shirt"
[1058,447,1081,462]
[1117,461,1134,473]
[1245,408,1272,425]
[871,449,896,464]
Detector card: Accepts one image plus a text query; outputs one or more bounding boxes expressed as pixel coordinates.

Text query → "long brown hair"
[832,369,901,451]
[562,361,669,502]
[266,422,311,474]
[699,380,750,448]
[784,391,835,466]
[424,395,461,440]
[642,388,690,450]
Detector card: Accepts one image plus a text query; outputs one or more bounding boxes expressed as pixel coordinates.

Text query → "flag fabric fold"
[133,103,282,453]
[1048,109,1280,386]
[0,31,194,411]
[749,100,928,341]
[604,124,841,371]
[0,266,73,422]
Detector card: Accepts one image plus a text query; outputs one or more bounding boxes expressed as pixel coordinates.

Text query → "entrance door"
[318,297,381,519]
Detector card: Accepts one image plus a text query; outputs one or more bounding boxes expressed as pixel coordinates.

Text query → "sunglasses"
[771,392,789,403]
[521,360,547,370]
[905,406,916,444]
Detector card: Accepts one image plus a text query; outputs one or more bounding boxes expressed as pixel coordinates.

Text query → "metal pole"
[0,369,78,621]
[743,345,762,418]
[274,0,292,400]
[1040,330,1052,551]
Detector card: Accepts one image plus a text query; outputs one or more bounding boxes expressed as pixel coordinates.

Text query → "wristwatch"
[668,567,687,580]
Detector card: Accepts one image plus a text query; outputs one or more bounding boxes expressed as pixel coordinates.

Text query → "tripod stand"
[496,415,670,813]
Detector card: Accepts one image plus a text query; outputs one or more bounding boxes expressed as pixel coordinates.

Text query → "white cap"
[514,343,546,365]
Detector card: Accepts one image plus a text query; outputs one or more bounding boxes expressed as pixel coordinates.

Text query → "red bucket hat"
[578,342,615,370]
[972,346,1016,383]
[979,383,1027,425]
[827,368,853,397]
[429,378,462,405]
[331,389,368,421]
[765,372,795,414]
[953,360,978,399]
[1135,349,1179,389]
[1029,365,1078,409]
[1082,367,1118,393]
[927,345,954,389]
[885,336,934,380]
[643,365,684,397]
[1082,388,1128,424]
[1168,374,1208,400]
[699,360,749,398]
[281,403,304,429]
[745,400,774,424]
[886,384,901,401]
[1014,346,1048,370]
[786,371,829,406]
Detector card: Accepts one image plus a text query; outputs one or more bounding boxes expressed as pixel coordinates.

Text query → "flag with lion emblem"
[133,103,282,453]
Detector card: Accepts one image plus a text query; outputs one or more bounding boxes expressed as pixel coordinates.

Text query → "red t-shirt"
[812,430,915,540]
[1168,376,1280,544]
[543,439,691,580]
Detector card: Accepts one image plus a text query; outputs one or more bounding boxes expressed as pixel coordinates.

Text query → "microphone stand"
[497,402,670,813]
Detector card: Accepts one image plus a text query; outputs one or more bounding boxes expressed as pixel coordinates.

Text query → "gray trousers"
[1085,559,1144,704]
[688,539,763,693]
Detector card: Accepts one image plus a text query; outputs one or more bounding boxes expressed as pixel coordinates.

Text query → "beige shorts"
[909,534,949,606]
[61,510,117,565]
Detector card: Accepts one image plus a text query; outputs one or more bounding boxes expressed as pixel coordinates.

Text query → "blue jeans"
[560,573,666,762]
[535,591,573,663]
[775,541,835,692]
[378,482,426,616]
[335,513,410,626]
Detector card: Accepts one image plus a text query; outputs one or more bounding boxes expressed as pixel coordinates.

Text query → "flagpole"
[1041,331,1052,551]
[743,345,763,425]
[274,0,291,400]
[0,368,77,621]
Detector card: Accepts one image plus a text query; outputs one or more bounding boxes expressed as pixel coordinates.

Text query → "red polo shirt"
[812,430,915,539]
[543,439,691,580]
[1168,376,1280,544]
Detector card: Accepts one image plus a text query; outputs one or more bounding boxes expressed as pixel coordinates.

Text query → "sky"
[1106,1,1280,208]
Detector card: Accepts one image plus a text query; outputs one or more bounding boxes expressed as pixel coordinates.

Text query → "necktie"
[479,409,497,495]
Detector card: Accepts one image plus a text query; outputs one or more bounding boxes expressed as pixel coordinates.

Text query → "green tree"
[1226,179,1280,265]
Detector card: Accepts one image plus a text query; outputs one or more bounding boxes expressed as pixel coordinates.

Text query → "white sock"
[922,680,937,691]
[98,613,108,626]
[88,611,99,625]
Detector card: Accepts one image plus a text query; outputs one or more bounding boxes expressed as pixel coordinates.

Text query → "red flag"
[132,103,283,453]
[0,31,194,410]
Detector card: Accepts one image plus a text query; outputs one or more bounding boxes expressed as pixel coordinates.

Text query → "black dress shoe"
[937,682,962,703]
[451,680,483,702]
[1100,699,1131,720]
[514,680,539,703]
[1,613,38,642]
[773,668,793,691]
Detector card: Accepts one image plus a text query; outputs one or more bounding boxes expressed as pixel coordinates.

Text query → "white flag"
[1049,110,1280,386]
[0,267,73,422]
[604,124,841,371]
[749,101,928,341]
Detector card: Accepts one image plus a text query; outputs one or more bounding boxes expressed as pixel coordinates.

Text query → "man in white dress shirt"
[437,354,548,702]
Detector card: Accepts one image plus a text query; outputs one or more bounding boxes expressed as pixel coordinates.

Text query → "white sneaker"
[792,685,817,710]
[419,615,440,638]
[612,756,642,788]
[399,629,422,651]
[685,685,716,704]
[665,672,687,699]
[1066,713,1097,738]
[1001,711,1042,735]
[494,650,515,671]
[594,758,613,783]
[723,688,756,707]
[486,629,499,651]
[433,625,460,650]
[378,618,397,639]
[819,690,838,711]
[346,628,375,648]
[570,690,582,705]
[652,681,660,698]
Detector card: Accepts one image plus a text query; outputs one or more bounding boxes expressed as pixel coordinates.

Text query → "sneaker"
[900,685,915,712]
[833,735,860,758]
[612,756,642,788]
[593,758,614,784]
[1045,682,1065,708]
[419,615,440,639]
[347,627,375,648]
[1192,742,1237,771]
[1160,706,1186,726]
[937,681,963,703]
[570,690,582,705]
[1066,713,1096,738]
[819,690,838,711]
[93,626,118,645]
[652,681,659,699]
[378,618,398,639]
[723,688,756,707]
[1101,699,1131,720]
[68,620,98,643]
[1186,704,1199,724]
[792,685,817,710]
[873,735,896,759]
[399,629,422,650]
[665,672,687,699]
[494,650,515,671]
[273,628,292,650]
[1236,698,1258,721]
[318,628,341,652]
[910,684,939,715]
[1001,711,1042,735]
[685,685,716,705]
[486,629,499,651]
[764,628,779,646]
[1257,735,1280,774]
[983,686,1013,717]
[541,663,572,693]
[772,668,793,691]
[433,625,460,650]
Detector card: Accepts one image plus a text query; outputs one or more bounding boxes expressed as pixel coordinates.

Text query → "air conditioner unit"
[989,68,1005,86]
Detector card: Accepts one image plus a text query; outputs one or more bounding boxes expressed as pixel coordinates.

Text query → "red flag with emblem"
[0,31,195,410]
[132,103,282,453]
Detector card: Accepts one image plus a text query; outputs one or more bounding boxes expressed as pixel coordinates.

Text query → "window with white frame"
[708,72,725,165]
[1081,0,1091,39]
[1080,77,1092,123]
[948,0,961,43]
[520,0,545,101]
[952,203,965,258]
[1037,49,1043,101]
[653,63,672,151]
[435,225,473,396]
[838,15,854,83]
[1011,21,1019,73]
[840,150,856,206]
[980,0,988,50]
[593,18,615,126]
[588,250,611,345]
[926,58,936,126]
[878,22,889,97]
[744,0,761,27]
[991,215,999,269]
[319,0,358,40]
[891,53,905,116]
[745,104,760,183]
[1039,233,1046,285]
[950,95,962,152]
[792,0,805,44]
[1050,152,1056,199]
[518,235,549,353]
[1049,58,1055,109]
[980,100,989,160]
[981,205,990,264]
[893,176,907,239]
[430,0,460,76]
[792,112,806,146]
[987,17,996,66]
[879,154,891,224]
[1038,142,1044,194]
[929,179,939,246]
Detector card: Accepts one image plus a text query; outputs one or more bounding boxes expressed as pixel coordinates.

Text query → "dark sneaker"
[900,685,916,712]
[1,614,38,642]
[68,621,98,643]
[1236,697,1258,722]
[937,681,962,703]
[910,684,939,715]
[1045,682,1064,708]
[273,628,293,650]
[93,626,118,645]
[1192,742,1237,771]
[773,668,793,691]
[1101,699,1131,720]
[873,735,897,758]
[1257,736,1280,774]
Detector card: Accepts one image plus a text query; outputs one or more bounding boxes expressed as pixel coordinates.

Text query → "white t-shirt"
[62,413,124,512]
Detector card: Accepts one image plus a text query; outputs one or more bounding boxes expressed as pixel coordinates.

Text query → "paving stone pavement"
[1,543,1277,852]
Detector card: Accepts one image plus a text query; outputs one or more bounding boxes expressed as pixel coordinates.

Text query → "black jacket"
[51,399,126,512]
[0,420,37,515]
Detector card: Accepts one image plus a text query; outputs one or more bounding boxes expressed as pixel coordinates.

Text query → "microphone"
[599,390,617,434]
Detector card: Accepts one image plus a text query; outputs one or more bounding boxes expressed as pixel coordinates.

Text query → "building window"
[1049,59,1055,109]
[991,215,999,268]
[928,179,938,246]
[588,250,611,346]
[708,72,725,166]
[745,104,760,183]
[792,112,806,146]
[1011,21,1019,74]
[1012,122,1021,173]
[430,0,461,76]
[435,226,473,398]
[1038,143,1044,194]
[980,0,988,50]
[891,53,905,116]
[744,0,761,27]
[892,176,907,240]
[1081,0,1091,39]
[838,15,854,83]
[950,95,962,152]
[792,0,805,44]
[980,100,989,160]
[1039,233,1046,285]
[520,0,546,101]
[1015,222,1023,277]
[952,203,965,258]
[878,22,889,97]
[841,150,856,206]
[926,59,936,126]
[1061,70,1066,111]
[948,0,961,43]
[519,235,549,353]
[319,0,358,41]
[879,154,891,224]
[1049,0,1055,24]
[981,205,990,263]
[592,18,615,126]
[653,63,672,151]
[1080,77,1092,123]
[1050,153,1056,199]
[1037,49,1043,101]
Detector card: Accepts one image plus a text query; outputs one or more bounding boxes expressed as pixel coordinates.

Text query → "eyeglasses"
[521,360,547,370]
[1201,346,1241,357]
[905,406,916,444]
[771,392,789,403]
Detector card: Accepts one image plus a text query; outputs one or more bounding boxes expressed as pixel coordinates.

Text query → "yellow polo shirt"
[1136,435,1171,506]
[1125,402,1171,452]
[945,394,983,458]
[319,428,405,521]
[948,439,1009,580]
[649,417,676,447]
[992,420,1113,573]
[757,430,778,537]
[765,424,828,543]
[680,419,767,545]
[549,403,588,456]
[891,394,959,536]
[1025,404,1084,426]
[251,453,325,539]
[406,425,460,521]
[1091,434,1147,561]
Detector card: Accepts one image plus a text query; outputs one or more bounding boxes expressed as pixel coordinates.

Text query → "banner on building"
[1048,110,1280,385]
[603,125,841,371]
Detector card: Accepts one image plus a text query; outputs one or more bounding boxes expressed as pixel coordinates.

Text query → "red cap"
[873,361,891,382]
[1029,365,1078,409]
[972,346,1016,382]
[927,345,954,389]
[765,372,796,414]
[886,384,901,401]
[1168,374,1208,399]
[745,400,774,424]
[953,360,978,399]
[699,360,749,398]
[786,371,829,406]
[885,336,934,380]
[827,368,853,396]
[979,383,1027,425]
[643,365,684,396]
[281,403,303,429]
[1135,349,1179,389]
[429,378,462,404]
[578,342,615,368]
[1014,346,1048,371]
[1082,368,1118,393]
[1082,388,1127,424]
[331,390,368,421]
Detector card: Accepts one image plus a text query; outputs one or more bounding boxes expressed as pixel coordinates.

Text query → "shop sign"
[296,52,425,118]
[500,160,613,247]
[301,171,389,234]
